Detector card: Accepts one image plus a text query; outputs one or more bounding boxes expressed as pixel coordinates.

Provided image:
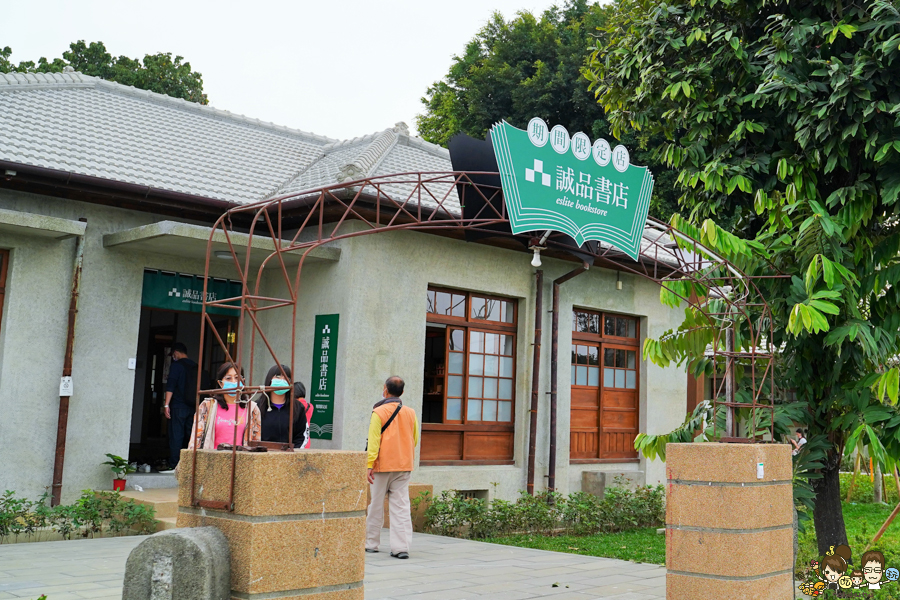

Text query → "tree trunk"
[813,458,849,555]
[875,464,883,504]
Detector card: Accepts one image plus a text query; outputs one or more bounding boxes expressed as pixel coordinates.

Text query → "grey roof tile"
[0,71,457,213]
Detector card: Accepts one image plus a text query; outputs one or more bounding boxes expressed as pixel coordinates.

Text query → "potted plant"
[102,454,135,491]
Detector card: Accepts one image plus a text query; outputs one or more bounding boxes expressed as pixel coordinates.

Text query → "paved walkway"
[0,531,666,599]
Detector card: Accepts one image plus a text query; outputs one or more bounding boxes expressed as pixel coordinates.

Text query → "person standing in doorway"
[162,342,198,472]
[365,376,419,559]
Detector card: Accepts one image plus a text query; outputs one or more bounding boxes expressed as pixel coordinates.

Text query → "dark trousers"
[168,405,195,468]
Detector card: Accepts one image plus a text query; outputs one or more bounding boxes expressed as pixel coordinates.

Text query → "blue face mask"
[271,377,290,396]
[221,381,243,393]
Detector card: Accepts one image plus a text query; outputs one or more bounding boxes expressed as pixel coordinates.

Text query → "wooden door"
[570,343,601,459]
[600,344,639,458]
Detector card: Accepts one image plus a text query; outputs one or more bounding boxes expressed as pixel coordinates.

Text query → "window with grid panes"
[421,288,517,464]
[0,250,7,338]
[570,309,640,461]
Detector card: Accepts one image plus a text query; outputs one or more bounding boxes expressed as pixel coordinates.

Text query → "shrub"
[0,489,156,543]
[420,483,666,540]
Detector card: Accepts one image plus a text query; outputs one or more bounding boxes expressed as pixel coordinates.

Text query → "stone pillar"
[176,449,366,600]
[665,443,793,599]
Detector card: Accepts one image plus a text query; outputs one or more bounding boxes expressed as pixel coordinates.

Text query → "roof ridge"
[400,134,451,160]
[336,123,405,183]
[0,70,338,145]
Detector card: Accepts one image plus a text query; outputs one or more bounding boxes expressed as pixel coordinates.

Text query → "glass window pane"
[571,347,578,365]
[591,314,600,333]
[485,355,499,377]
[604,316,615,336]
[616,349,626,367]
[471,296,486,319]
[470,331,484,353]
[487,299,500,321]
[627,319,636,338]
[436,292,451,316]
[500,357,513,378]
[604,348,615,366]
[499,378,513,399]
[484,378,498,399]
[627,351,636,369]
[498,401,512,421]
[483,400,498,421]
[448,375,463,397]
[588,346,599,365]
[616,318,627,337]
[615,369,625,388]
[467,399,481,421]
[503,302,515,323]
[626,370,636,389]
[447,398,462,420]
[604,368,615,387]
[588,367,599,387]
[469,354,484,376]
[578,347,589,365]
[448,352,464,375]
[450,329,464,351]
[571,365,576,383]
[576,366,588,386]
[427,290,435,313]
[501,335,514,356]
[485,333,499,354]
[574,311,585,332]
[451,294,466,317]
[468,376,483,398]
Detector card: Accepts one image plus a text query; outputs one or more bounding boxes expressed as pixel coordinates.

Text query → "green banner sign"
[141,270,241,316]
[491,118,654,261]
[310,314,339,440]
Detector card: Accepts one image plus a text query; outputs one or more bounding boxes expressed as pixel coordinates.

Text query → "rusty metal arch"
[189,171,779,510]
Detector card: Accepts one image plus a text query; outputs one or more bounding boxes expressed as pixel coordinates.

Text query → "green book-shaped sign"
[490,118,654,261]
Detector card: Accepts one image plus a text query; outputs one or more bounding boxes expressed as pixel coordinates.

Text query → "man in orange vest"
[365,376,419,559]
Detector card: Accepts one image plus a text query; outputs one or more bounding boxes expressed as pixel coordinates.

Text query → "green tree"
[0,41,207,104]
[417,0,679,221]
[587,0,900,553]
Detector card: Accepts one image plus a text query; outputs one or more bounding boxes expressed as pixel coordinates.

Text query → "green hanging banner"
[310,314,339,440]
[141,270,241,316]
[491,118,654,261]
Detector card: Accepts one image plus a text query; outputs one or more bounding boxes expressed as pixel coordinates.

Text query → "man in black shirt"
[162,342,199,471]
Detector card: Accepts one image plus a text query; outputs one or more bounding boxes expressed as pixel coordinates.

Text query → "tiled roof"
[0,71,453,207]
[270,122,458,213]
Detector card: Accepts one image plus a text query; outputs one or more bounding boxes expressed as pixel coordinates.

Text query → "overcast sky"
[1,0,563,141]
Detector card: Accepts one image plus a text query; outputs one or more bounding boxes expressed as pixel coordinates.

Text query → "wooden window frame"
[570,308,641,463]
[422,287,517,465]
[0,249,8,339]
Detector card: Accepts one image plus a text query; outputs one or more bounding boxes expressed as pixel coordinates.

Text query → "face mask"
[222,381,243,393]
[271,377,290,396]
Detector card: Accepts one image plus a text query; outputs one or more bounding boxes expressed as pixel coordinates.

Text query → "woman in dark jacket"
[258,364,308,448]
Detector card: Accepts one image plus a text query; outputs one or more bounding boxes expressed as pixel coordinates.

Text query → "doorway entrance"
[128,308,237,467]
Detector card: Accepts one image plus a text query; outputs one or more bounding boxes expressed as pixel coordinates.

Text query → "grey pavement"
[0,530,666,599]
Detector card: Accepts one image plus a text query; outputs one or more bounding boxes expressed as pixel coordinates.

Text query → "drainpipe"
[526,269,543,495]
[51,219,87,506]
[548,261,589,493]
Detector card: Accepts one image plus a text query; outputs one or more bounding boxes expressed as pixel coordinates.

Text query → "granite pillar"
[665,443,794,600]
[176,449,367,600]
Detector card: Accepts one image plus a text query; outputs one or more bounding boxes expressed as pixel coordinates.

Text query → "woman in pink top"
[189,362,261,450]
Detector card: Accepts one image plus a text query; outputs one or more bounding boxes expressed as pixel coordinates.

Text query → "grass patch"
[482,527,666,565]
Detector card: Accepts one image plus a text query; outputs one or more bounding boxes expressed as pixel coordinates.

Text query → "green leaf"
[804,256,820,294]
